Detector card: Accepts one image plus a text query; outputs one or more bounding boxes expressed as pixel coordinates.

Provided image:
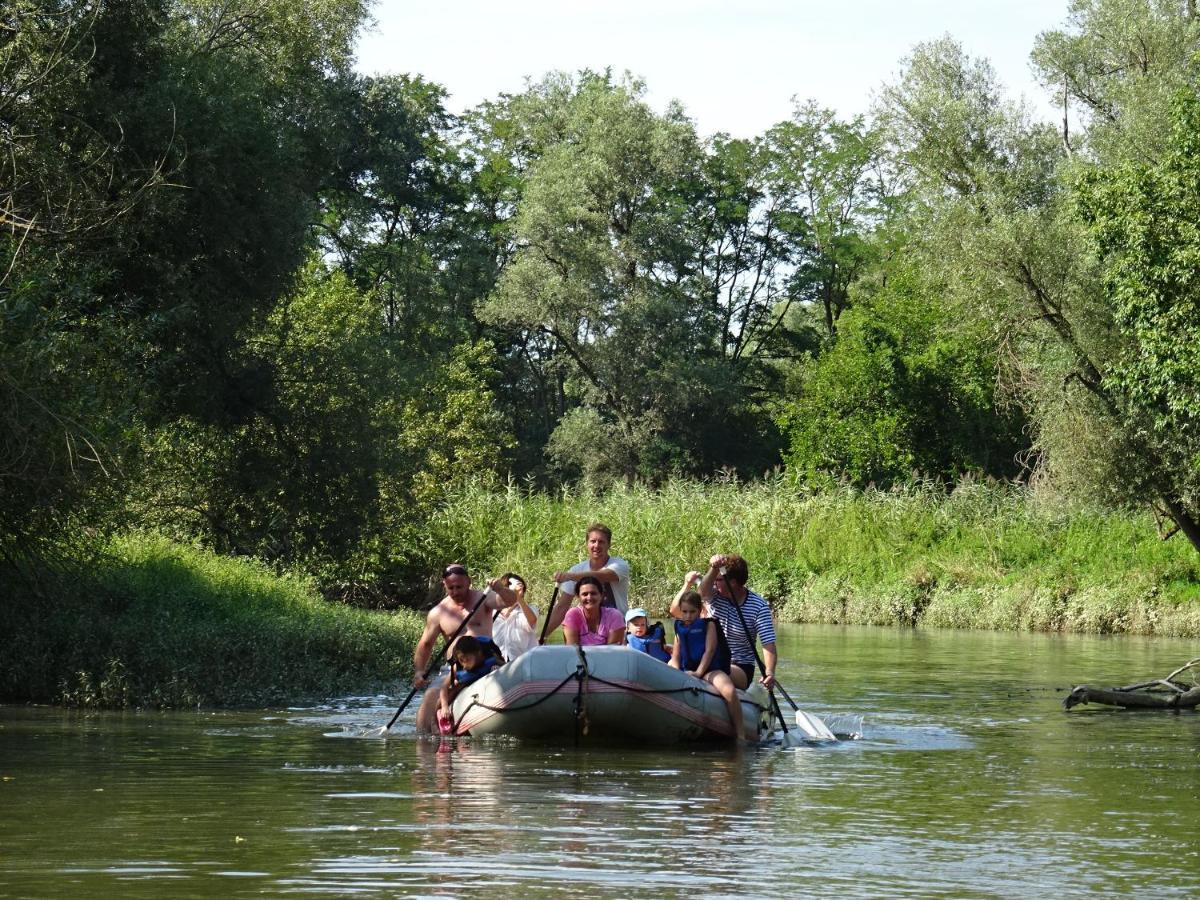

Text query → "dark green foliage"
[778,260,1025,487]
[1071,83,1200,513]
[1,0,371,549]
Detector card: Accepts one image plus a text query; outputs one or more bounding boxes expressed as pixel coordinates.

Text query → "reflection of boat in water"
[451,645,771,743]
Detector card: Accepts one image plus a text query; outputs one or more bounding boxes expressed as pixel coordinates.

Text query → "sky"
[355,0,1072,139]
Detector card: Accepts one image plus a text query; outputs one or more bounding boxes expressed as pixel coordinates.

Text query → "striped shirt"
[708,590,776,665]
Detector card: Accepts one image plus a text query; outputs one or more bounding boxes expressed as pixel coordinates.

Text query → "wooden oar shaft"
[537,585,560,646]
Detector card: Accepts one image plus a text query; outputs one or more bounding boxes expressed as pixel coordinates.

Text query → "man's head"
[442,563,472,604]
[625,607,649,636]
[719,554,748,591]
[586,523,612,563]
[453,635,484,670]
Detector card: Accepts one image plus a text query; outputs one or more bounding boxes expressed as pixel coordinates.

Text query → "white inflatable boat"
[450,645,771,742]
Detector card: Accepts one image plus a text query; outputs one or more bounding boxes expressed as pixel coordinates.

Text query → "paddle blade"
[819,713,864,740]
[778,729,809,748]
[794,709,837,742]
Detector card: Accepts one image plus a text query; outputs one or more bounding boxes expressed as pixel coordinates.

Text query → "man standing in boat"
[544,522,630,635]
[677,553,778,692]
[413,564,516,733]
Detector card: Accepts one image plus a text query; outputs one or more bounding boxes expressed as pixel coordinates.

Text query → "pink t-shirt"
[562,606,625,645]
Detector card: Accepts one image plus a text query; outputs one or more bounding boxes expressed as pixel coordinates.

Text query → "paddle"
[722,571,835,744]
[752,651,837,741]
[383,587,491,732]
[537,585,560,646]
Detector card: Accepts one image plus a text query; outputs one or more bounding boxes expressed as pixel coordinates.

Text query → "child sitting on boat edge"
[437,635,501,734]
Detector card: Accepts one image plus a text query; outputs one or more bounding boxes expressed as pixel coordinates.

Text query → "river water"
[2,625,1199,898]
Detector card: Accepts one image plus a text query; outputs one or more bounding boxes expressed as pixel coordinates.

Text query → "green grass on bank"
[428,478,1200,636]
[1,532,423,708]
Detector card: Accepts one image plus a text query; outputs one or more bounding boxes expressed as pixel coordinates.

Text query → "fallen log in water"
[1064,657,1200,710]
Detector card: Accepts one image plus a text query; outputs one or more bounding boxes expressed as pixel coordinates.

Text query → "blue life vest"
[626,622,671,662]
[674,617,731,673]
[476,634,502,662]
[454,655,499,686]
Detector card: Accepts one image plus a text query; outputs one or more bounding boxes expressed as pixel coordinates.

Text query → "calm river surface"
[2,624,1199,898]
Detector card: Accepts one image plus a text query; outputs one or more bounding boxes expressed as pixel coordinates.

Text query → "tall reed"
[425,476,1200,635]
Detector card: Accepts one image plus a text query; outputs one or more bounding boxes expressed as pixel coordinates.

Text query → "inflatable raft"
[450,644,771,742]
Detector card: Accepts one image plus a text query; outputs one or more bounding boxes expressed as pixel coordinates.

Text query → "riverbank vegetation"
[5,1,1200,705]
[432,479,1200,637]
[1,533,422,707]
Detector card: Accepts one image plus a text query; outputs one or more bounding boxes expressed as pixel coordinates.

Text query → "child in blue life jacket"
[668,588,730,677]
[437,635,501,733]
[624,608,672,663]
[668,581,746,741]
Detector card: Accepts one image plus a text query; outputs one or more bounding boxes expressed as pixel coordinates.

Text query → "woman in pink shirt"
[562,576,625,646]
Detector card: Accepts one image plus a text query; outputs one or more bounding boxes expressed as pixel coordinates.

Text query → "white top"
[561,556,630,613]
[493,605,539,662]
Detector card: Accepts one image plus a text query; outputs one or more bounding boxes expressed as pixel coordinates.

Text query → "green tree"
[764,101,892,338]
[479,72,721,481]
[878,25,1200,553]
[1069,84,1200,541]
[778,258,1026,486]
[1032,0,1200,162]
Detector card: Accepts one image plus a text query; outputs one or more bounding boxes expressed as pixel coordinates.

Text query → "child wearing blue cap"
[625,607,671,662]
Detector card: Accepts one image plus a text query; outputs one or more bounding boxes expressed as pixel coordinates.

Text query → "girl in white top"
[492,573,539,662]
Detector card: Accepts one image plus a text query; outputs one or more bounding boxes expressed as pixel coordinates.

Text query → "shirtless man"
[413,564,516,733]
[545,522,631,635]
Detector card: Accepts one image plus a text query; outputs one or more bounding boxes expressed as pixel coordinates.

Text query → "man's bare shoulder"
[426,598,454,620]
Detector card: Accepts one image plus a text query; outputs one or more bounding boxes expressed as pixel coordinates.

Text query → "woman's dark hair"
[502,572,525,590]
[575,575,603,593]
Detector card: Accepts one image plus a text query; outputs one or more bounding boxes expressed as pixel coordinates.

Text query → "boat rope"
[455,665,769,718]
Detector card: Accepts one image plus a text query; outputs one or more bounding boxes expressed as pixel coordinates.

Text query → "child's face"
[627,616,648,637]
[679,603,701,625]
[456,650,483,670]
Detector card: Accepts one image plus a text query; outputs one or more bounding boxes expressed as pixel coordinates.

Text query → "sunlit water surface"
[3,625,1199,897]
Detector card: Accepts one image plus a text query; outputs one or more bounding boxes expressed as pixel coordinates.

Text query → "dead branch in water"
[1064,658,1200,710]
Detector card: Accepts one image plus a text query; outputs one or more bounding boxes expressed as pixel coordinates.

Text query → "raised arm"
[669,570,703,618]
[512,586,537,628]
[484,578,517,610]
[697,554,726,604]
